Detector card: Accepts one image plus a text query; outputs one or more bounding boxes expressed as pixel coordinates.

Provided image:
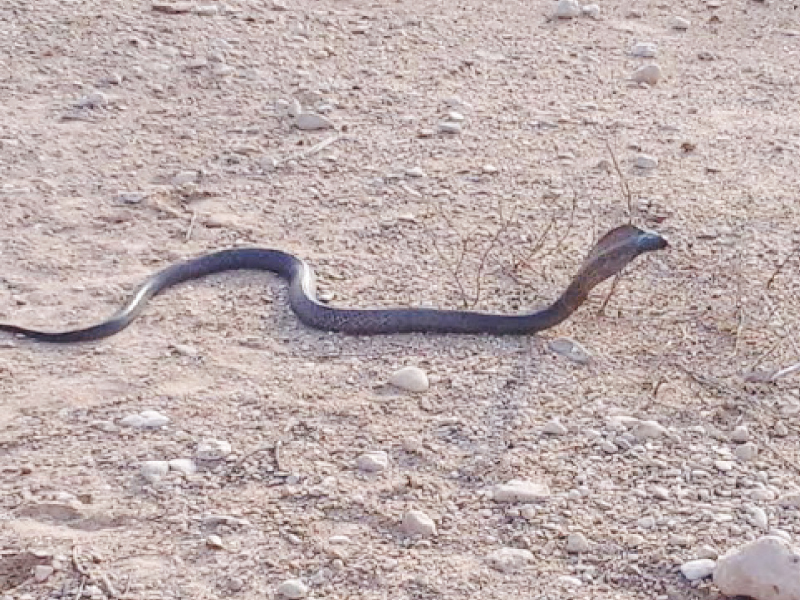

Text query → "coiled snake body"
[0,225,667,343]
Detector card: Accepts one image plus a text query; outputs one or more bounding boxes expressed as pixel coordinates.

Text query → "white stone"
[487,547,534,572]
[76,92,108,108]
[139,410,170,428]
[402,510,436,536]
[748,506,770,531]
[34,565,54,582]
[120,414,146,427]
[635,154,659,169]
[172,171,199,186]
[582,4,600,19]
[735,442,758,461]
[196,439,232,460]
[492,479,551,502]
[548,337,591,364]
[405,166,425,178]
[633,420,667,439]
[116,191,147,204]
[438,121,462,134]
[714,537,800,600]
[715,460,734,472]
[631,64,662,85]
[141,460,169,481]
[389,366,429,393]
[637,516,656,529]
[681,559,716,581]
[168,459,197,475]
[779,492,800,508]
[296,113,334,131]
[632,42,658,58]
[731,425,750,443]
[356,451,389,473]
[542,420,568,435]
[554,0,581,19]
[670,16,690,30]
[277,579,308,599]
[651,485,670,500]
[566,532,590,553]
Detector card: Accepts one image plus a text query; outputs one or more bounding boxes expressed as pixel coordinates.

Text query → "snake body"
[0,224,667,343]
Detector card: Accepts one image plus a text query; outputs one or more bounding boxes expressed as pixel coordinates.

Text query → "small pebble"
[492,479,551,502]
[548,337,591,364]
[196,439,232,460]
[172,171,199,186]
[670,16,690,30]
[438,121,462,134]
[582,4,600,19]
[542,420,568,436]
[402,510,437,537]
[735,442,758,461]
[681,559,716,581]
[633,420,667,440]
[731,425,750,443]
[715,460,734,472]
[206,534,225,549]
[748,506,769,530]
[141,461,169,482]
[356,451,389,473]
[554,0,581,19]
[405,167,425,178]
[636,154,659,169]
[168,459,197,475]
[631,42,658,58]
[296,113,335,131]
[34,565,54,582]
[651,485,671,500]
[637,516,656,529]
[116,191,147,205]
[566,532,590,553]
[277,579,308,599]
[389,366,429,393]
[486,547,534,572]
[631,64,662,85]
[76,92,108,109]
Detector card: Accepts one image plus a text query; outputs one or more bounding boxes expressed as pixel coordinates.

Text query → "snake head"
[572,224,668,293]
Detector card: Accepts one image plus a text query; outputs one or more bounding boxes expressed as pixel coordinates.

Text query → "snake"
[0,224,667,343]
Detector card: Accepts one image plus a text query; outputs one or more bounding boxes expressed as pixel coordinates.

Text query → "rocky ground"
[1,0,800,599]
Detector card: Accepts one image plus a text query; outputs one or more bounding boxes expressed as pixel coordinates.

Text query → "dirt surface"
[2,0,800,599]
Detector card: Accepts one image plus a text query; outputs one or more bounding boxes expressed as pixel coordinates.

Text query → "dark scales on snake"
[0,224,667,343]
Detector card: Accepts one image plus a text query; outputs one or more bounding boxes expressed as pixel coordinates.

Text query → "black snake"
[0,224,667,343]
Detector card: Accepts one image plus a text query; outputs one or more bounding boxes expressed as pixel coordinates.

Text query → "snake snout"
[636,230,669,253]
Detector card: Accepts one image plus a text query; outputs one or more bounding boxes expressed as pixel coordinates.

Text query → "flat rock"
[196,439,232,460]
[554,0,581,18]
[633,420,667,439]
[356,450,389,473]
[548,337,591,364]
[277,579,308,599]
[492,479,551,502]
[296,113,334,131]
[402,510,436,537]
[486,547,534,572]
[141,460,169,482]
[714,536,800,600]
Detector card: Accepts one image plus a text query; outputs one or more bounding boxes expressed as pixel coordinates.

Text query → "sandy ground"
[2,0,800,598]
